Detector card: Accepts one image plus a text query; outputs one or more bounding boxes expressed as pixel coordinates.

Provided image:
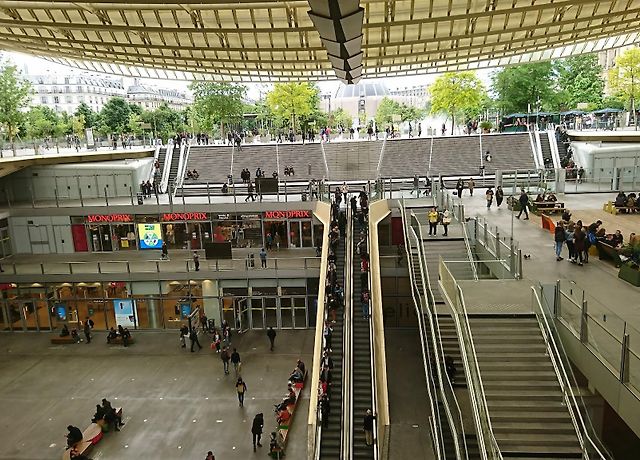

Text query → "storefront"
[263,210,320,249]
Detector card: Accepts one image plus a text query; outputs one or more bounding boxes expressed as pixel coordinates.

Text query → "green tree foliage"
[141,103,184,140]
[265,82,319,132]
[97,97,131,134]
[190,82,246,137]
[491,62,557,114]
[0,63,31,147]
[329,107,353,129]
[608,47,640,127]
[557,54,604,110]
[430,71,485,131]
[74,102,96,129]
[375,97,402,126]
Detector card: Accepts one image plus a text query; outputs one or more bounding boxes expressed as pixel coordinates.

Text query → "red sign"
[87,214,132,223]
[264,210,311,219]
[162,212,208,221]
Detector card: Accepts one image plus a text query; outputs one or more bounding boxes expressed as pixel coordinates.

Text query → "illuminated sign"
[264,210,311,219]
[87,214,133,223]
[138,223,163,249]
[161,212,208,221]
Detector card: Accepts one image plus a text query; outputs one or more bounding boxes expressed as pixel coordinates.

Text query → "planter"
[618,263,640,287]
[507,196,521,211]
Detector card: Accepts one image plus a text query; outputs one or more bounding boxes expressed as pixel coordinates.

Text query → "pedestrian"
[412,174,420,196]
[266,232,273,251]
[363,409,376,447]
[190,327,202,352]
[161,241,168,260]
[341,182,349,203]
[495,186,504,207]
[193,251,200,271]
[428,207,438,236]
[361,290,370,319]
[554,221,566,261]
[205,451,216,460]
[246,182,256,202]
[441,209,451,236]
[236,377,247,407]
[573,223,586,266]
[221,347,230,374]
[267,327,276,351]
[86,316,94,329]
[83,321,91,344]
[260,248,267,268]
[455,178,464,198]
[180,324,188,348]
[320,393,330,428]
[485,187,494,209]
[251,413,264,451]
[350,195,357,215]
[516,189,529,219]
[274,233,281,251]
[467,178,475,196]
[231,348,241,377]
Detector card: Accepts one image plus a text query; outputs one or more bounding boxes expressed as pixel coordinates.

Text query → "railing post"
[126,262,130,274]
[40,263,45,275]
[54,188,60,207]
[495,231,500,260]
[98,262,102,274]
[580,299,588,344]
[130,186,134,206]
[104,187,109,206]
[207,182,211,204]
[284,181,287,202]
[620,329,630,383]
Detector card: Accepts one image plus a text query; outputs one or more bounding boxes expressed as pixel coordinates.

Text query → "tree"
[609,47,640,129]
[400,104,425,123]
[128,113,143,137]
[141,103,184,141]
[430,71,485,132]
[491,62,557,114]
[0,63,31,150]
[98,97,131,134]
[266,82,319,133]
[189,82,246,138]
[557,54,604,110]
[329,107,353,129]
[74,102,96,129]
[375,97,402,127]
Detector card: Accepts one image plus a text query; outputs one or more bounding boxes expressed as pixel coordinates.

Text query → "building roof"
[0,1,638,83]
[335,83,389,98]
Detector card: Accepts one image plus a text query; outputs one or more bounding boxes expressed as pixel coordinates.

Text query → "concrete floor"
[0,329,313,460]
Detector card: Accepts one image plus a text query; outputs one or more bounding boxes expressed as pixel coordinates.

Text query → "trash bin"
[137,193,144,205]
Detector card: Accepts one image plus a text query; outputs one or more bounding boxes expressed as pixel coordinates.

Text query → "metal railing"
[1,255,321,277]
[472,216,522,280]
[343,206,354,460]
[531,286,610,460]
[410,210,467,459]
[439,259,503,460]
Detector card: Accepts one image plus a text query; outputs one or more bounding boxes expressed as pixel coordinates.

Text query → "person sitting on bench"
[612,230,624,248]
[615,191,627,209]
[107,327,118,343]
[186,170,194,179]
[296,359,306,375]
[60,324,70,337]
[534,193,544,202]
[102,398,123,431]
[66,425,83,447]
[545,193,557,202]
[122,327,131,347]
[192,169,199,180]
[91,404,105,423]
[289,367,304,383]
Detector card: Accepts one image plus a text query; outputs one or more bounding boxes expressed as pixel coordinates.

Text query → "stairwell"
[469,316,582,459]
[422,238,475,303]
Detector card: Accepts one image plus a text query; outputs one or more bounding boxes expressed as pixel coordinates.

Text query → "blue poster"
[114,299,137,327]
[180,303,192,319]
[55,304,67,321]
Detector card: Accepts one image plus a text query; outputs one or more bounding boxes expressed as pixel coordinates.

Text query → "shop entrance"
[236,297,249,332]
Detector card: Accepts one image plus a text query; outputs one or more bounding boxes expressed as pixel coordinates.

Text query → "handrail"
[148,144,161,182]
[410,211,466,459]
[175,139,190,191]
[399,200,444,459]
[343,205,354,460]
[530,287,609,460]
[366,211,380,460]
[160,142,174,193]
[456,205,479,281]
[376,135,386,179]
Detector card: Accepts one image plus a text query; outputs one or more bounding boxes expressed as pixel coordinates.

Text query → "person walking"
[485,187,494,209]
[205,451,216,460]
[161,241,169,260]
[259,248,267,268]
[221,346,230,375]
[231,348,241,377]
[455,178,464,198]
[363,409,376,447]
[441,209,451,236]
[467,178,475,196]
[516,189,529,219]
[412,175,420,196]
[236,377,247,407]
[320,393,330,428]
[554,221,566,261]
[267,327,277,351]
[573,224,586,266]
[251,413,264,451]
[83,321,91,344]
[495,186,504,207]
[190,327,202,352]
[180,324,188,348]
[341,182,349,203]
[274,233,281,251]
[193,251,200,271]
[428,207,439,236]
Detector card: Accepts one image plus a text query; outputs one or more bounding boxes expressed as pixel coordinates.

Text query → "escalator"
[319,210,346,459]
[155,146,168,182]
[351,217,375,459]
[168,143,183,193]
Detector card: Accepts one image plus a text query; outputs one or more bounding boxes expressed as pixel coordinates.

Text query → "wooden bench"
[597,241,623,268]
[531,201,565,216]
[51,335,79,345]
[604,201,640,215]
[62,407,123,460]
[270,370,307,458]
[107,336,135,345]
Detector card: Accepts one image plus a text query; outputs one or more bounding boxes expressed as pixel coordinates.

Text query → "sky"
[2,50,494,100]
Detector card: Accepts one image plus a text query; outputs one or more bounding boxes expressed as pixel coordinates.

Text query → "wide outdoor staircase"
[481,133,537,174]
[469,315,583,459]
[430,315,467,388]
[183,145,233,183]
[232,144,278,181]
[351,218,374,460]
[539,132,554,168]
[324,141,381,181]
[319,222,346,459]
[274,143,326,181]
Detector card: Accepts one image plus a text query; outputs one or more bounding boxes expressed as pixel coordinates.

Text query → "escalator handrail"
[343,206,354,460]
[366,211,380,460]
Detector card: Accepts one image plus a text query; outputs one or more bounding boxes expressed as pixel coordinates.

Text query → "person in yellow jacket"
[428,207,439,236]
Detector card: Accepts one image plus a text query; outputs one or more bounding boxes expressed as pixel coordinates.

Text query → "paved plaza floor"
[0,329,313,459]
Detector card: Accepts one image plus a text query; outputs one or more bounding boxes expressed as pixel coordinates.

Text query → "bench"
[604,201,639,215]
[597,241,623,268]
[270,370,307,458]
[51,335,80,345]
[62,407,123,460]
[107,336,135,346]
[530,201,565,216]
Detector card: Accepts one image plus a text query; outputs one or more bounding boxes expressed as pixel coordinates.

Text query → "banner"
[138,223,163,249]
[114,299,137,328]
[55,304,67,321]
[180,303,192,319]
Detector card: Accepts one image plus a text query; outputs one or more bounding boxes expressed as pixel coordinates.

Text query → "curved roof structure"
[335,83,389,98]
[0,1,639,82]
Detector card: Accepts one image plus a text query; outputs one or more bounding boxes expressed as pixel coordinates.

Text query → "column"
[202,279,221,327]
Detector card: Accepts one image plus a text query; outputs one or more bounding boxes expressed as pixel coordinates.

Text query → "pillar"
[202,279,221,327]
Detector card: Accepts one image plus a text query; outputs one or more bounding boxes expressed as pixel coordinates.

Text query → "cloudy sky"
[1,50,493,99]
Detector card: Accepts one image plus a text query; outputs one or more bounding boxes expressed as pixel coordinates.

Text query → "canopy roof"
[0,1,639,82]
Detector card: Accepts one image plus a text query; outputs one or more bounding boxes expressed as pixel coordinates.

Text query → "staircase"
[430,315,466,387]
[469,316,582,459]
[351,217,374,459]
[324,141,381,181]
[319,220,346,459]
[422,238,475,302]
[539,132,554,169]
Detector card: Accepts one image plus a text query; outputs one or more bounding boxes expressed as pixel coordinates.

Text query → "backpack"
[588,232,597,244]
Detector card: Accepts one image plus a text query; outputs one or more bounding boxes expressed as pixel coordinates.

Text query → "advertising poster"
[180,303,192,319]
[138,223,163,249]
[55,304,67,321]
[114,299,137,328]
